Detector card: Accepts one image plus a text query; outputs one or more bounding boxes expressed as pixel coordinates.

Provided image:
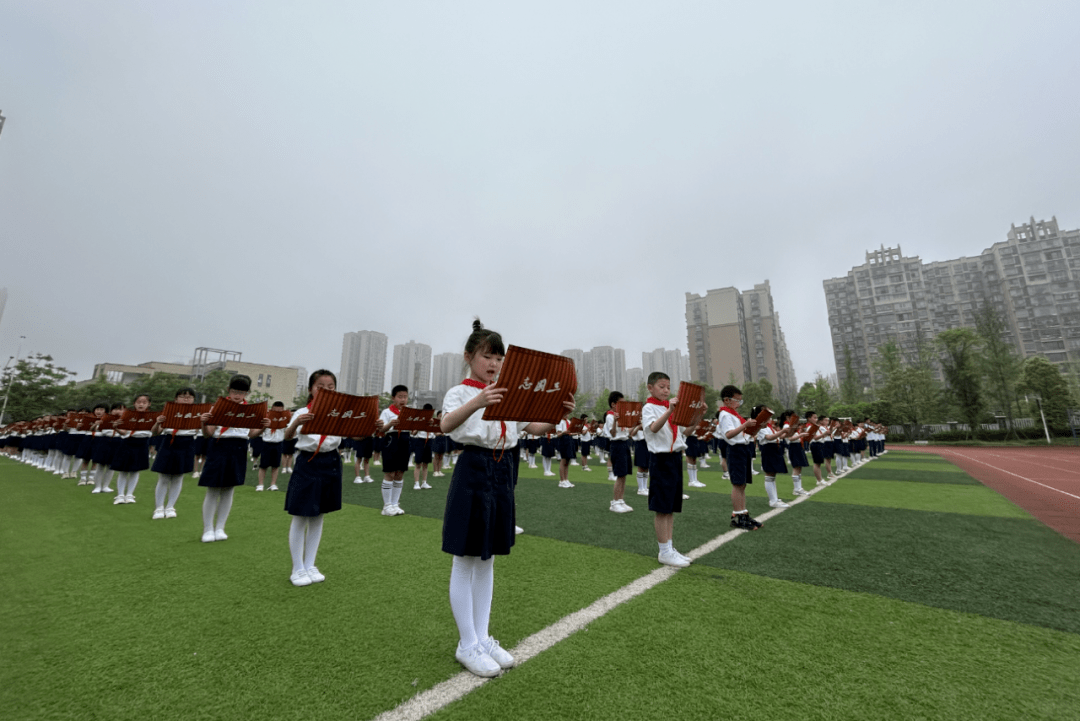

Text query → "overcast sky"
[3,1,1079,391]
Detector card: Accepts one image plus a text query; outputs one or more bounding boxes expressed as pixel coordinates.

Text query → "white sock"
[689,466,697,482]
[165,475,183,509]
[450,556,479,648]
[202,488,219,533]
[764,478,778,502]
[637,472,647,493]
[793,475,803,492]
[303,514,324,568]
[102,469,115,489]
[289,516,307,573]
[126,472,139,496]
[391,480,403,506]
[381,480,393,507]
[659,540,672,553]
[154,476,169,507]
[472,556,494,642]
[214,487,234,531]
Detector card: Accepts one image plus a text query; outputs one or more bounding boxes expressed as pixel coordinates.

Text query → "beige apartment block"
[92,360,299,407]
[685,281,797,404]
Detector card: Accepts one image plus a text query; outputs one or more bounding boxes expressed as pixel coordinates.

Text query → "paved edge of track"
[372,459,867,721]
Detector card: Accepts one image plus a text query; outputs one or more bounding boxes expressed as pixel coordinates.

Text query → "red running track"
[902,445,1080,543]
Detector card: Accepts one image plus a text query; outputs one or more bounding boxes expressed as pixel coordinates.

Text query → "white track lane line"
[976,450,1080,478]
[940,449,1080,501]
[372,455,870,721]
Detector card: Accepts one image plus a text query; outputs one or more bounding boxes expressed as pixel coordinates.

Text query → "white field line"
[372,455,870,721]
[941,449,1080,501]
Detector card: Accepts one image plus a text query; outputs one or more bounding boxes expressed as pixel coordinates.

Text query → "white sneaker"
[610,500,633,513]
[768,500,790,508]
[374,460,381,467]
[381,505,396,516]
[582,466,592,471]
[201,531,216,543]
[306,566,325,583]
[214,529,228,541]
[607,473,616,481]
[515,526,524,535]
[256,485,265,491]
[543,471,555,477]
[103,487,114,492]
[658,549,690,568]
[414,482,422,490]
[421,482,432,489]
[365,476,375,483]
[113,496,124,505]
[391,505,405,516]
[751,470,760,475]
[192,472,200,479]
[269,485,279,491]
[699,462,710,468]
[722,473,730,480]
[125,495,135,503]
[793,488,809,496]
[91,488,102,494]
[688,479,706,488]
[152,508,165,520]
[164,508,177,518]
[455,644,501,678]
[290,569,311,587]
[480,636,515,669]
[674,549,692,564]
[637,489,649,496]
[353,478,363,484]
[682,493,690,499]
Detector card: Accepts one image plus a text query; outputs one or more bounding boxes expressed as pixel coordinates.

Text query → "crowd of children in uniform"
[1,318,888,679]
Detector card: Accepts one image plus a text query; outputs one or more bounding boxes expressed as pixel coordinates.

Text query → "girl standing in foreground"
[283,370,343,587]
[440,319,574,678]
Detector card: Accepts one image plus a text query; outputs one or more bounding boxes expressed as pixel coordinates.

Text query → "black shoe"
[745,515,762,529]
[730,515,741,529]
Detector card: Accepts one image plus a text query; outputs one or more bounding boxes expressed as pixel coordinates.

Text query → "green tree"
[840,344,862,404]
[128,373,194,407]
[591,388,612,420]
[974,305,1022,438]
[796,375,834,415]
[574,391,595,418]
[56,375,130,412]
[937,328,984,438]
[193,369,233,402]
[1018,356,1075,428]
[636,381,648,404]
[0,354,75,421]
[741,378,777,412]
[874,339,938,437]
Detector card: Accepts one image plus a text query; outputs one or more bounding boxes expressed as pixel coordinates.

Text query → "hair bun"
[472,318,483,332]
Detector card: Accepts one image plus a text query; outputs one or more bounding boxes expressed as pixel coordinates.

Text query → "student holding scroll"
[553,414,575,489]
[782,410,811,497]
[376,385,411,516]
[256,402,288,492]
[412,404,434,491]
[717,385,763,530]
[282,370,343,587]
[198,375,268,543]
[641,372,689,567]
[440,319,574,678]
[603,392,633,513]
[753,405,795,509]
[631,420,650,497]
[149,387,198,519]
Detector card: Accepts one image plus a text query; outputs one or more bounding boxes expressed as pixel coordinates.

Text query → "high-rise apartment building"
[641,348,689,389]
[584,346,626,395]
[625,367,644,396]
[560,349,585,390]
[339,331,387,395]
[288,366,307,400]
[685,281,797,403]
[824,216,1080,390]
[431,352,460,394]
[392,340,433,392]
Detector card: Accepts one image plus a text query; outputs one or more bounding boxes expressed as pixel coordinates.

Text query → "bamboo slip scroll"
[481,345,577,426]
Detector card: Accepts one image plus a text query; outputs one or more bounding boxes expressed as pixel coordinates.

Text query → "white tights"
[202,487,235,533]
[288,514,325,573]
[115,471,140,497]
[154,474,184,509]
[449,555,495,650]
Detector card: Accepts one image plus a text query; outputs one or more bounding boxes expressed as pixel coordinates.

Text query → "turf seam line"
[371,456,870,721]
[946,450,1080,501]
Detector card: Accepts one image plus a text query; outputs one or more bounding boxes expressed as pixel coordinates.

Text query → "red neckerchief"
[719,406,746,423]
[388,405,401,415]
[461,378,507,459]
[645,397,678,451]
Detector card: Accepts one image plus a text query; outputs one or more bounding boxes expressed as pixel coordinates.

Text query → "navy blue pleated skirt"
[152,435,196,475]
[198,438,248,487]
[442,445,518,560]
[284,450,342,516]
[786,441,809,468]
[111,436,151,473]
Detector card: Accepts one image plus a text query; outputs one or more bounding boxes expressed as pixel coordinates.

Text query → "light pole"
[1034,395,1052,445]
[0,335,26,424]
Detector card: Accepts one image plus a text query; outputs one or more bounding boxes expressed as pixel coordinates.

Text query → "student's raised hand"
[474,386,507,408]
[293,413,314,426]
[669,396,678,406]
[261,417,271,428]
[562,396,575,414]
[156,415,166,424]
[200,412,212,424]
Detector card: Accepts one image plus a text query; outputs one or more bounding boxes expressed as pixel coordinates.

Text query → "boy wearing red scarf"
[641,372,690,568]
[718,385,763,530]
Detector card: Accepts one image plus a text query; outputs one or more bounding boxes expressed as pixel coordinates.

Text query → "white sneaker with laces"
[455,644,501,677]
[381,505,395,516]
[269,485,279,491]
[352,478,363,484]
[391,505,405,516]
[637,489,649,496]
[610,500,633,513]
[113,496,124,505]
[414,482,421,490]
[658,549,690,568]
[152,508,165,519]
[688,479,706,488]
[214,529,228,541]
[164,508,177,518]
[290,569,311,587]
[256,485,265,491]
[793,489,810,496]
[125,495,135,503]
[607,473,616,481]
[768,499,790,508]
[306,566,325,583]
[674,549,692,564]
[365,476,375,483]
[201,531,216,543]
[480,636,515,669]
[421,482,432,489]
[722,473,730,480]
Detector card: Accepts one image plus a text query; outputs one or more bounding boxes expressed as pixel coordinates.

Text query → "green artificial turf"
[0,458,654,721]
[841,466,980,485]
[810,477,1030,516]
[695,500,1080,634]
[431,569,1080,721]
